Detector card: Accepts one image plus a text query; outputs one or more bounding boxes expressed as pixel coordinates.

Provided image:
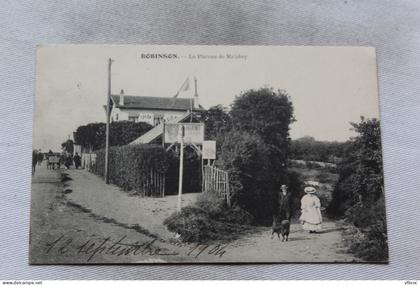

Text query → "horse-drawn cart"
[48,155,60,169]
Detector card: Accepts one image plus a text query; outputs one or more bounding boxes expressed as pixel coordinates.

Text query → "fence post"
[226,172,231,207]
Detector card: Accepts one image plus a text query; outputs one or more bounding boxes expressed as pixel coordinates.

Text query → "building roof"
[129,112,201,145]
[111,95,203,111]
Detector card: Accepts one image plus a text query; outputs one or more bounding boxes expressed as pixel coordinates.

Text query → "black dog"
[271,218,290,242]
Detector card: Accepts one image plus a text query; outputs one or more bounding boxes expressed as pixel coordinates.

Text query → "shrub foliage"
[164,192,254,243]
[328,117,388,261]
[93,144,169,196]
[218,88,295,224]
[74,121,153,152]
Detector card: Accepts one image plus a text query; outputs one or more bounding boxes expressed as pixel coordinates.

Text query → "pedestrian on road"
[299,186,323,233]
[73,152,81,169]
[37,149,43,165]
[275,184,292,221]
[65,154,73,169]
[32,149,38,175]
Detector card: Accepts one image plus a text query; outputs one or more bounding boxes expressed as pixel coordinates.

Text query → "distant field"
[289,160,339,210]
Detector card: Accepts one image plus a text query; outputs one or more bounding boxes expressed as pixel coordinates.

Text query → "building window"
[128,116,138,122]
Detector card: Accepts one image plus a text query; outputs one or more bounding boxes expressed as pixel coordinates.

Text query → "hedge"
[93,144,169,196]
[92,144,202,197]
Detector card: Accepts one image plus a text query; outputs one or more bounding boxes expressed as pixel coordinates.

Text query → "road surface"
[29,162,359,263]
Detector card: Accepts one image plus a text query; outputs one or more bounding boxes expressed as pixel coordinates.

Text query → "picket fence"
[141,168,165,197]
[82,153,230,201]
[203,165,231,207]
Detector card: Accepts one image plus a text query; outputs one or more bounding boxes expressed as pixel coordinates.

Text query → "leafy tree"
[219,130,277,223]
[289,136,349,163]
[201,105,232,140]
[328,117,387,261]
[329,117,384,215]
[73,123,105,152]
[61,139,74,154]
[218,88,295,223]
[350,118,384,203]
[230,88,295,170]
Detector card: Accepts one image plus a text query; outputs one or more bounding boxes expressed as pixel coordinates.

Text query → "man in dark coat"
[277,184,292,221]
[73,152,81,169]
[32,150,38,175]
[37,150,43,165]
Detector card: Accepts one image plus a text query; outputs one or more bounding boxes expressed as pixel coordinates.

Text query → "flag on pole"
[173,77,190,98]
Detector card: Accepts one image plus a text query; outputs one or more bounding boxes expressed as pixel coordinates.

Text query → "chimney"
[119,89,125,106]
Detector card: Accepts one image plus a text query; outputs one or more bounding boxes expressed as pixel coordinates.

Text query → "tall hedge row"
[93,144,169,196]
[92,144,202,197]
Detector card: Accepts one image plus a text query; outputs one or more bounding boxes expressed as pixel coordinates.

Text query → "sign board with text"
[202,140,216,159]
[138,113,154,125]
[164,123,204,144]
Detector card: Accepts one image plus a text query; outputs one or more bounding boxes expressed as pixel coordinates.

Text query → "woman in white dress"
[299,186,323,233]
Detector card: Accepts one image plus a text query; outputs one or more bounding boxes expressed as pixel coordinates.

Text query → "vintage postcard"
[30,45,388,264]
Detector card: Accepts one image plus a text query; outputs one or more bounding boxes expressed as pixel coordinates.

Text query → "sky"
[33,45,380,152]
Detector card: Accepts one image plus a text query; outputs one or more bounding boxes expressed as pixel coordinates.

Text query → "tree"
[219,88,295,224]
[289,136,349,162]
[201,105,232,140]
[350,117,383,203]
[230,88,295,169]
[61,139,74,154]
[219,130,276,223]
[327,117,387,261]
[329,117,384,216]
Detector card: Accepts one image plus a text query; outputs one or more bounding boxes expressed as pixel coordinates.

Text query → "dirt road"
[224,220,359,262]
[29,163,190,264]
[29,163,358,263]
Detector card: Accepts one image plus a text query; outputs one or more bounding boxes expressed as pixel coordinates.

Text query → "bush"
[327,118,388,262]
[164,206,216,242]
[93,144,169,196]
[219,130,280,224]
[74,121,153,151]
[163,192,254,243]
[343,198,388,262]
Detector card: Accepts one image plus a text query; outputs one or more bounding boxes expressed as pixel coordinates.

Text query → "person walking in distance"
[37,149,43,165]
[73,152,81,169]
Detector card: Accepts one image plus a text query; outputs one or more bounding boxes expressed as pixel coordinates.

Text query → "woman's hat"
[304,186,316,194]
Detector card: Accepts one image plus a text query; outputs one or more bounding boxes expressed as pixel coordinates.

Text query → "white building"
[110,89,203,126]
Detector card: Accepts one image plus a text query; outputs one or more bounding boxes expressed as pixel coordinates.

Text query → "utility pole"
[177,125,185,212]
[104,58,113,184]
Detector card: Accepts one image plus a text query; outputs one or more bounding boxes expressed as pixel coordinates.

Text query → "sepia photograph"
[29,45,387,264]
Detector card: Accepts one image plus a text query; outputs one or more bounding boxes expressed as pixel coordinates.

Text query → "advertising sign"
[138,113,154,125]
[202,140,216,159]
[164,113,183,123]
[164,123,204,144]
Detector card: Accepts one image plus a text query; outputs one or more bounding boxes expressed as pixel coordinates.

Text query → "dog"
[271,217,290,242]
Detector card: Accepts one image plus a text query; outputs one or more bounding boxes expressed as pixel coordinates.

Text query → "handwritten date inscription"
[45,234,227,262]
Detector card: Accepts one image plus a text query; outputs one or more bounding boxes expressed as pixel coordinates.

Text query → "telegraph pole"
[104,58,113,184]
[177,125,185,212]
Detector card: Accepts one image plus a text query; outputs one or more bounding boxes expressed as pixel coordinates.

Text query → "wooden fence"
[142,168,165,197]
[203,165,231,207]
